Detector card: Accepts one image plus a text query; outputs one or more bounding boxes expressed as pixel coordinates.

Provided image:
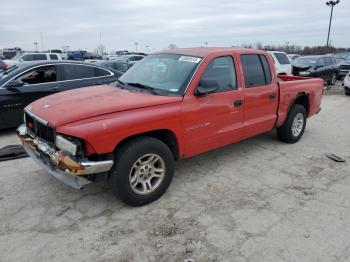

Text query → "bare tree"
[94,44,107,55]
[168,44,178,49]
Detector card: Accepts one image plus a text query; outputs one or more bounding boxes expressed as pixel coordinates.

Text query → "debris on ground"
[326,153,346,162]
[55,206,71,216]
[0,145,28,161]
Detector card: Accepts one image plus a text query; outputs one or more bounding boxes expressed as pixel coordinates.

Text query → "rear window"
[274,52,290,65]
[241,54,272,88]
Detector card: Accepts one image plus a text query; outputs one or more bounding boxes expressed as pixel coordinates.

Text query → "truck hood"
[27,85,183,126]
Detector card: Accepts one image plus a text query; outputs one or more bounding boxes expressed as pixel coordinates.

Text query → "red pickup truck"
[17,48,323,206]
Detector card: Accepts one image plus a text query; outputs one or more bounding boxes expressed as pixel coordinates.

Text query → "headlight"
[55,135,78,155]
[299,71,311,76]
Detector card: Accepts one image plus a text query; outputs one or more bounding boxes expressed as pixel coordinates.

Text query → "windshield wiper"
[125,82,158,94]
[115,79,127,89]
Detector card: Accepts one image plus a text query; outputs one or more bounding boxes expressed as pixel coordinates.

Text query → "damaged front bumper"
[17,124,114,189]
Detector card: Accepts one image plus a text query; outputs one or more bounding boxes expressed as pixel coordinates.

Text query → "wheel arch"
[291,92,310,116]
[113,129,180,161]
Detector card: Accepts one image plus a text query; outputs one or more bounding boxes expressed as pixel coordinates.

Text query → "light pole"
[326,0,340,47]
[145,45,149,53]
[34,42,38,52]
[134,42,138,52]
[204,41,208,47]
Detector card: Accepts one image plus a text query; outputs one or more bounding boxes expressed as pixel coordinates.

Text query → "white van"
[267,51,292,75]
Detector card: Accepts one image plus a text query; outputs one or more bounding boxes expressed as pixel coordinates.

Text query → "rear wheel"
[277,104,307,143]
[110,137,175,206]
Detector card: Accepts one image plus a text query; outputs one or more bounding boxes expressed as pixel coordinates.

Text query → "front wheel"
[327,73,337,86]
[277,104,307,143]
[345,87,350,96]
[110,137,175,206]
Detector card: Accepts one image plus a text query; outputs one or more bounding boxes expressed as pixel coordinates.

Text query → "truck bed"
[276,75,324,127]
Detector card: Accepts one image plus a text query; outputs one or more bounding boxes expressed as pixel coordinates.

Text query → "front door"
[182,56,244,157]
[0,65,60,128]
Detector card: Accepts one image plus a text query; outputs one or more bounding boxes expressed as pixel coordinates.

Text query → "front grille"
[25,112,55,143]
[340,64,350,70]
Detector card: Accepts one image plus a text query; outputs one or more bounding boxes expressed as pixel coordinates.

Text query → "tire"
[110,136,175,206]
[345,87,350,96]
[327,73,336,85]
[277,104,307,143]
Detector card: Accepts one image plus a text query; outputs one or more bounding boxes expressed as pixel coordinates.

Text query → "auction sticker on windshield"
[178,56,201,63]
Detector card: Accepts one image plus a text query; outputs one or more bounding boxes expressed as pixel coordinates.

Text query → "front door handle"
[234,100,243,107]
[49,86,60,91]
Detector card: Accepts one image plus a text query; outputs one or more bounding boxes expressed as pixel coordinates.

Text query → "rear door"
[183,56,244,156]
[240,54,279,139]
[0,65,61,128]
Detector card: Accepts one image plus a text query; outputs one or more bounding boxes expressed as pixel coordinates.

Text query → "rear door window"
[274,53,290,65]
[49,54,58,60]
[259,55,272,84]
[62,64,97,80]
[241,54,268,88]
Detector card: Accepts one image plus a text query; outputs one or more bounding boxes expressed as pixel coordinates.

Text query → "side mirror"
[194,78,219,96]
[19,58,23,62]
[6,80,24,91]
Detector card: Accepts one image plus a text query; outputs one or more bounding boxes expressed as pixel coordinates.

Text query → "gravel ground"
[0,81,349,262]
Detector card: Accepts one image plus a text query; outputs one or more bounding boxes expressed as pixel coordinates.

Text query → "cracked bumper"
[17,124,114,189]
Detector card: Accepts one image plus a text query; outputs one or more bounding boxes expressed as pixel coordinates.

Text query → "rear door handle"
[234,100,243,107]
[92,81,102,85]
[269,93,276,100]
[49,86,60,91]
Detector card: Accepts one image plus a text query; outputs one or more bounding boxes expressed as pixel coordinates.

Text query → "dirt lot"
[0,82,349,262]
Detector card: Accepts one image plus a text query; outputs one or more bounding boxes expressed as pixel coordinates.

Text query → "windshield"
[335,53,350,60]
[11,53,23,60]
[293,57,318,67]
[0,65,18,79]
[119,53,202,95]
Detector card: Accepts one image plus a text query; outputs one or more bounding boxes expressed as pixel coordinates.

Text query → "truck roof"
[162,47,267,58]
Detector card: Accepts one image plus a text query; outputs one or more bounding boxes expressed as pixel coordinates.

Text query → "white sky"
[0,0,348,52]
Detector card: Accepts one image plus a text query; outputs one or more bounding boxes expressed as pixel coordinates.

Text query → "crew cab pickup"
[17,48,323,206]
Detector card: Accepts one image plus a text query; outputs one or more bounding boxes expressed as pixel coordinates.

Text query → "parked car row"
[0,61,122,129]
[292,55,339,85]
[334,52,350,78]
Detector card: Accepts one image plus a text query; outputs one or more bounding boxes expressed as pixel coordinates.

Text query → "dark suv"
[292,55,340,85]
[335,52,350,78]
